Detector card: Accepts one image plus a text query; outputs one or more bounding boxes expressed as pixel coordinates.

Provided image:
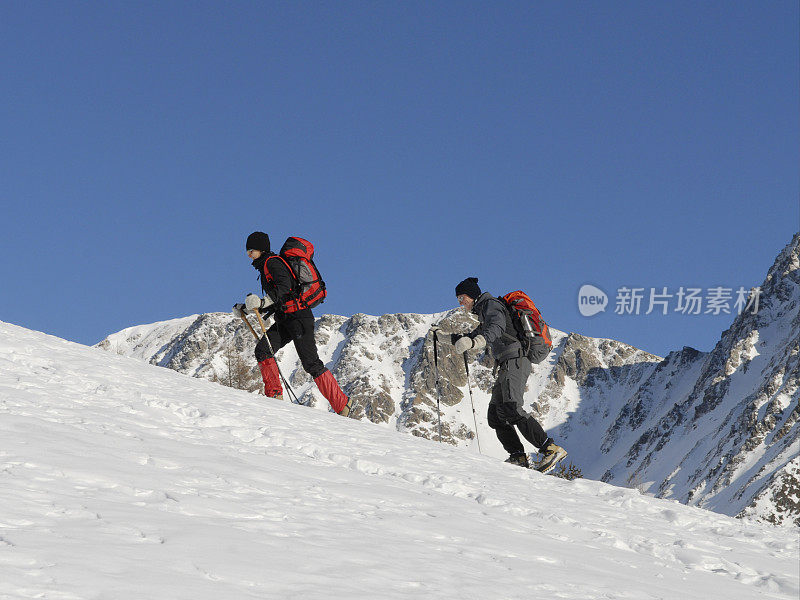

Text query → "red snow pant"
[255,311,349,413]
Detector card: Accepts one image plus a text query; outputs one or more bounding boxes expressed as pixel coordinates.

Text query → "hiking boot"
[267,393,283,401]
[536,443,567,474]
[339,397,354,418]
[504,452,530,468]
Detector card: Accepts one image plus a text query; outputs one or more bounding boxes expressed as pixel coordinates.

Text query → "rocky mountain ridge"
[98,234,800,528]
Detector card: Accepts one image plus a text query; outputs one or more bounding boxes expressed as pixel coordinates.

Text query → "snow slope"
[97,234,800,528]
[1,321,798,599]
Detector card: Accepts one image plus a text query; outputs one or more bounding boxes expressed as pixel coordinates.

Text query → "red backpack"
[267,237,327,313]
[500,291,553,363]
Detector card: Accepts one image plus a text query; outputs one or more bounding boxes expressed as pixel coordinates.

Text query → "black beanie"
[455,277,481,300]
[246,231,270,252]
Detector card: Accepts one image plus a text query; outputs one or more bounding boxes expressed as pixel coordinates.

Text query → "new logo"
[578,284,608,317]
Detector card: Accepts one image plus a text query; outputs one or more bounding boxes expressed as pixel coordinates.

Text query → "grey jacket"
[471,292,522,363]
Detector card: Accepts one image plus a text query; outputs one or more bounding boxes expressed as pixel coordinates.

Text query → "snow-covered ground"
[1,321,797,600]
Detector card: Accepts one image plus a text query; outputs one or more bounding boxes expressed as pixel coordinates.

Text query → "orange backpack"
[500,291,552,363]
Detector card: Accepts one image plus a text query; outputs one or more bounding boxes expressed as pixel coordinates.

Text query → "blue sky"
[1,1,797,357]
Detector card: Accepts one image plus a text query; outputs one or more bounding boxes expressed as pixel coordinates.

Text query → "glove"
[454,336,472,354]
[245,293,274,312]
[244,294,261,311]
[454,334,486,354]
[232,303,247,318]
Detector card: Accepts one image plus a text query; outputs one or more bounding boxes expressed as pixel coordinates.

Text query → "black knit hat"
[246,231,270,252]
[455,277,481,300]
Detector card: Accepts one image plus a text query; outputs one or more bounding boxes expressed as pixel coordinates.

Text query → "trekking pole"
[462,352,483,454]
[431,328,443,443]
[252,309,301,405]
[239,312,259,340]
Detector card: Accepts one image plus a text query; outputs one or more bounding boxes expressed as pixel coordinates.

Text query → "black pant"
[487,357,550,455]
[254,314,326,379]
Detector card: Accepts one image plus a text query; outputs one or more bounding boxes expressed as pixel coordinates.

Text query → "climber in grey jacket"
[452,277,567,473]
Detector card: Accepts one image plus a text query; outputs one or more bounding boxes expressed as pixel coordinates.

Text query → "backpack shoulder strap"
[489,296,518,343]
[266,254,297,282]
